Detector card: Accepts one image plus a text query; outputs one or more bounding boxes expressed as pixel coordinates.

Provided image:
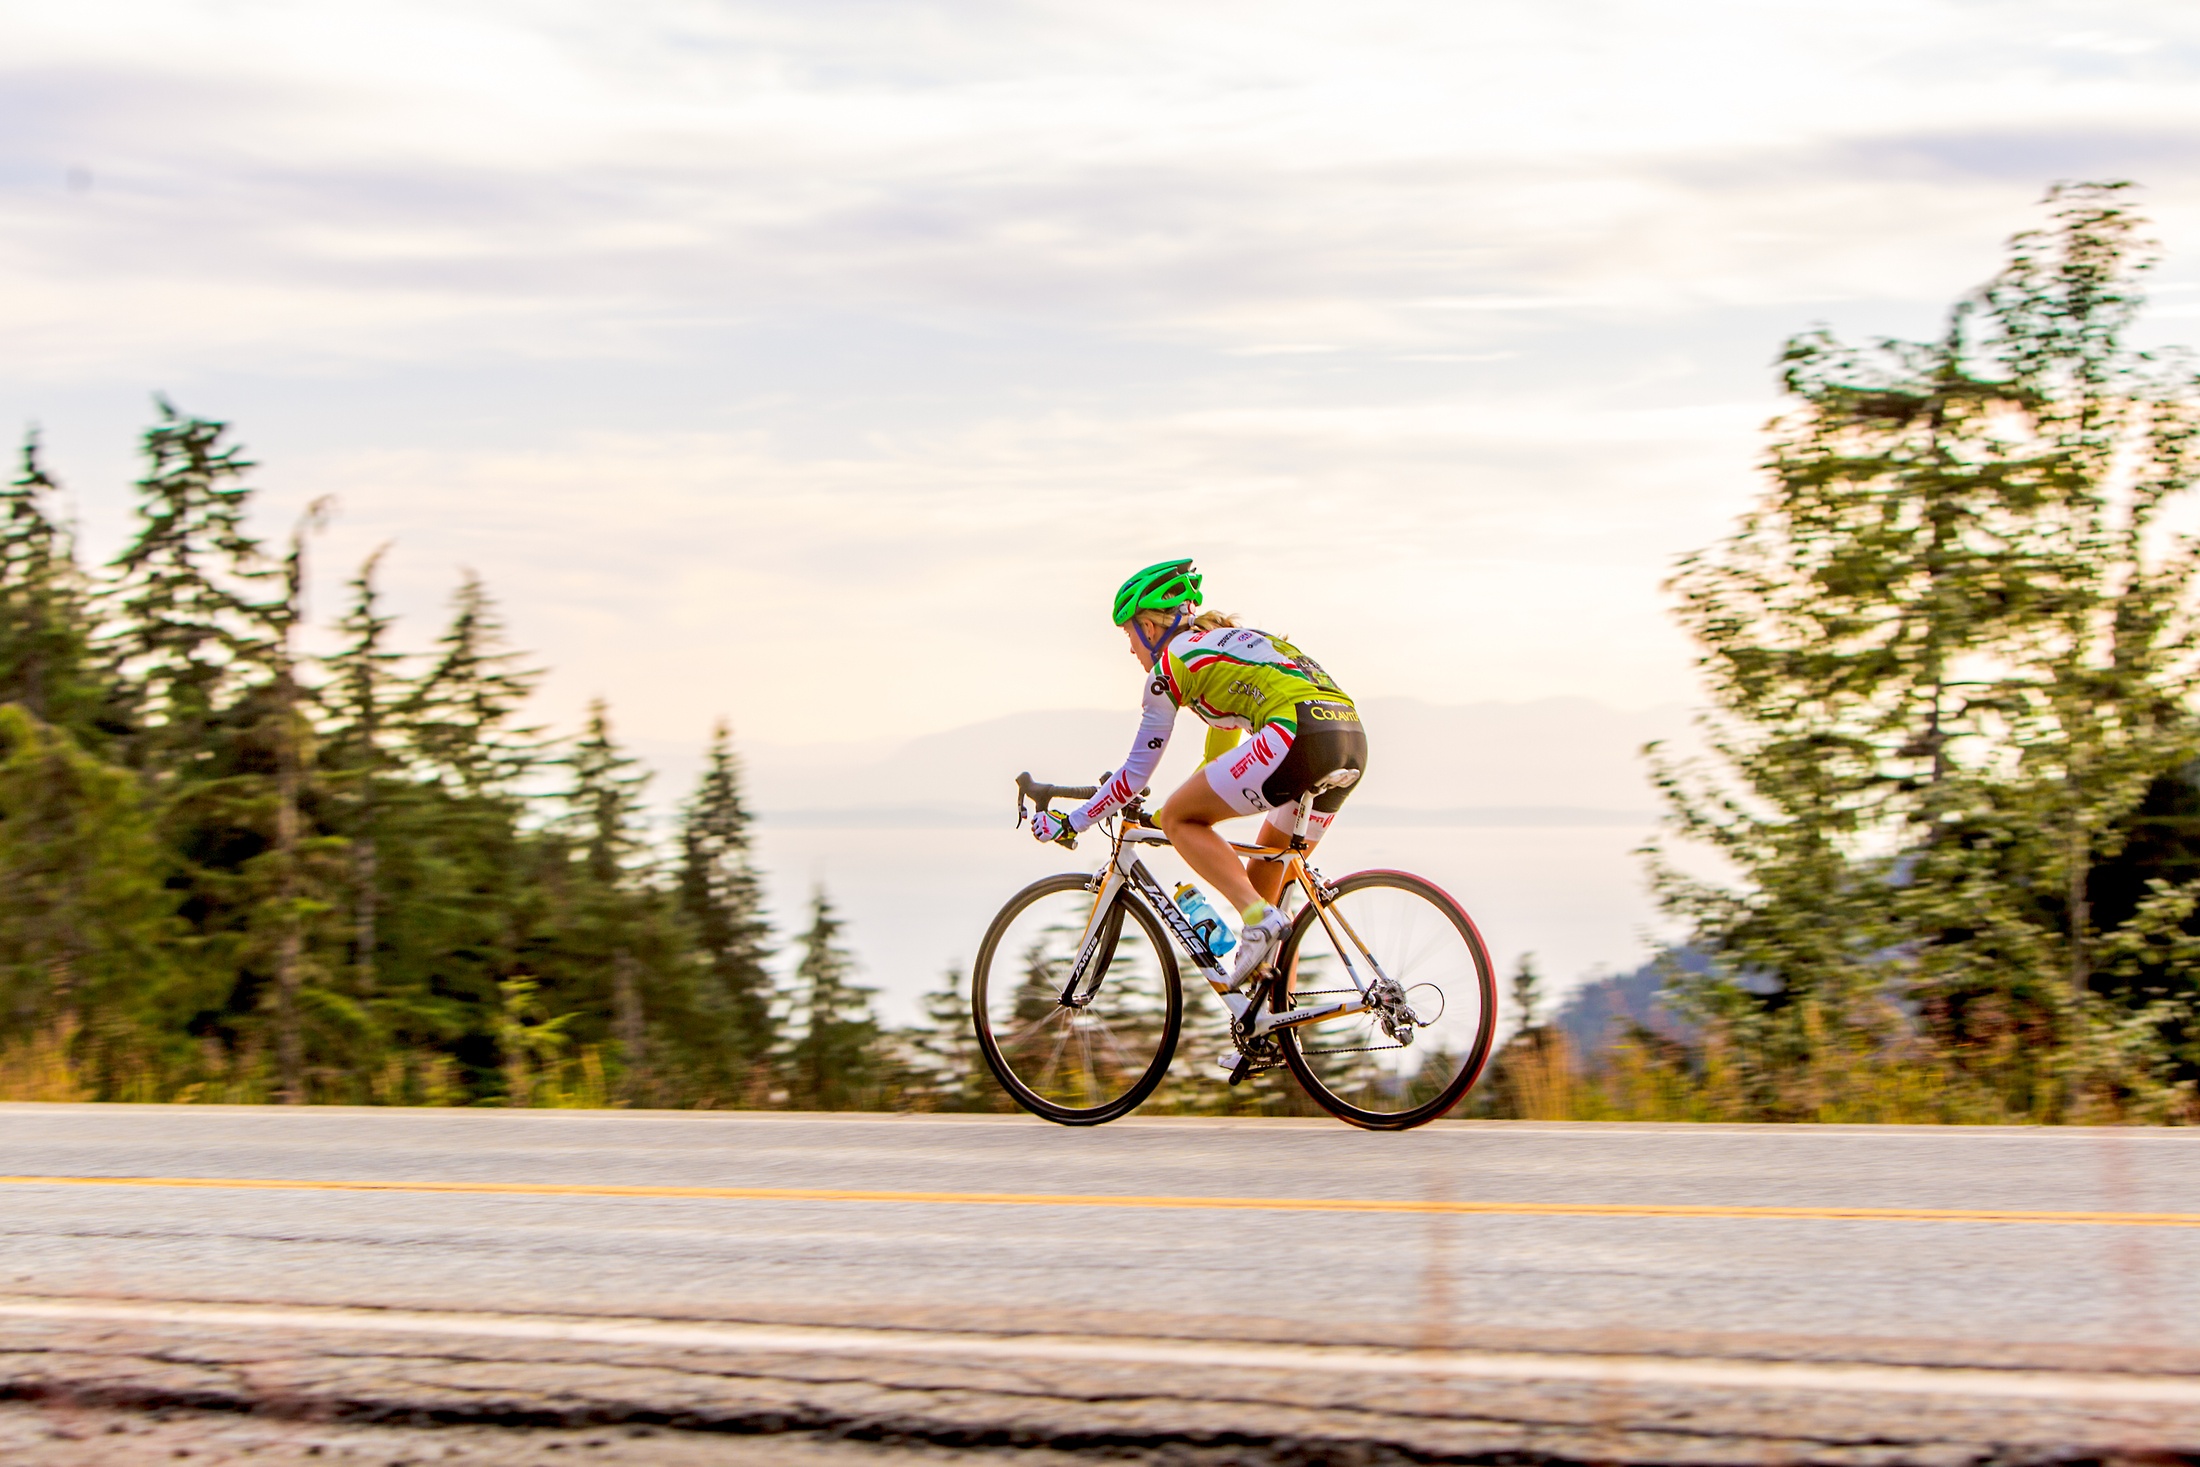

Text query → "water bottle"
[1172,882,1236,958]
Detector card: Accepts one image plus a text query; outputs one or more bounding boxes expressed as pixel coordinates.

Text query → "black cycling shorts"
[1262,699,1367,813]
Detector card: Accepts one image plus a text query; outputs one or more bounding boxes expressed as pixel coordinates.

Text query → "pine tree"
[95,401,309,1096]
[358,576,539,1099]
[1652,183,2200,1118]
[325,571,548,1103]
[1509,954,1542,1033]
[103,400,268,776]
[322,546,403,998]
[786,889,881,1110]
[0,431,107,741]
[524,698,694,1105]
[562,698,652,887]
[562,700,653,1094]
[0,706,176,1079]
[899,964,995,1112]
[677,720,776,1090]
[257,498,336,1102]
[1966,190,2200,1003]
[402,572,540,797]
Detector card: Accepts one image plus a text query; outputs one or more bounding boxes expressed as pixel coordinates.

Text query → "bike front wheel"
[972,872,1183,1125]
[1278,870,1496,1130]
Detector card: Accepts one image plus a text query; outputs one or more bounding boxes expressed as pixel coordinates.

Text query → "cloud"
[13,1,2200,363]
[1837,125,2200,184]
[8,0,2200,759]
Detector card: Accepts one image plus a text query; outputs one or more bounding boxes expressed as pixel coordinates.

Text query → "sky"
[8,1,2200,1008]
[9,0,2200,753]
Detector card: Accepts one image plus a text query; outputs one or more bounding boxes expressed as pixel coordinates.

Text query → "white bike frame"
[1057,815,1395,1040]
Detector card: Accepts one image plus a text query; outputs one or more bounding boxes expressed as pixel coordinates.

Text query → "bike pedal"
[1215,1053,1253,1086]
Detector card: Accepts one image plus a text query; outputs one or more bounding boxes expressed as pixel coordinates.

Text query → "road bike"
[971,773,1497,1130]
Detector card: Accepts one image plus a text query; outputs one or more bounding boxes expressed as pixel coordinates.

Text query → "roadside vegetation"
[1487,183,2200,1124]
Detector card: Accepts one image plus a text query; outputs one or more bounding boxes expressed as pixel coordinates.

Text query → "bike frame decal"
[1249,996,1357,1036]
[1062,865,1128,1003]
[1126,859,1229,983]
[1098,818,1387,1030]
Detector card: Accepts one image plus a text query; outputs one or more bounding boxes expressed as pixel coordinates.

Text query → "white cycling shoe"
[1225,908,1289,991]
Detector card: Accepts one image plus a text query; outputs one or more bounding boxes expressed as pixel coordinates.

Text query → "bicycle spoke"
[1000,1009,1064,1058]
[1280,872,1495,1130]
[973,874,1182,1124]
[1038,1016,1075,1094]
[1077,1026,1100,1105]
[1090,1015,1137,1075]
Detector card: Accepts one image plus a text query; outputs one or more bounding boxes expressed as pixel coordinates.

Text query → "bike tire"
[1277,869,1496,1131]
[972,872,1183,1125]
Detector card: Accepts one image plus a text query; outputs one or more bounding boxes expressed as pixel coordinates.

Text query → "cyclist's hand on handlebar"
[1029,809,1078,848]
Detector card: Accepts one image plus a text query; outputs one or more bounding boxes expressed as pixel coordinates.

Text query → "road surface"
[3,1105,2198,1463]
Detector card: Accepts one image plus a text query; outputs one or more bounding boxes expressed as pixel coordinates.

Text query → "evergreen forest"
[0,408,985,1109]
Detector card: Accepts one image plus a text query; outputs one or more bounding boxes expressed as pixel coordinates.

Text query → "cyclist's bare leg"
[1247,818,1292,907]
[1157,778,1264,914]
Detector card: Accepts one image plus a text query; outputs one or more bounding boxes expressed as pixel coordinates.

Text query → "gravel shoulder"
[0,1400,1111,1467]
[8,1294,2200,1467]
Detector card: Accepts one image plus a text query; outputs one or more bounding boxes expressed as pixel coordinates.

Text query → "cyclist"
[1029,558,1367,989]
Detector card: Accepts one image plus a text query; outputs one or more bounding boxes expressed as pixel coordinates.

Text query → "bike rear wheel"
[1277,869,1496,1130]
[972,872,1183,1125]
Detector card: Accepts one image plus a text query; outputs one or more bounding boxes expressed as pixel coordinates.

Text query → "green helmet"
[1112,559,1203,625]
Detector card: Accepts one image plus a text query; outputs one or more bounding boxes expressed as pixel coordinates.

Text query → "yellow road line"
[4,1174,2200,1228]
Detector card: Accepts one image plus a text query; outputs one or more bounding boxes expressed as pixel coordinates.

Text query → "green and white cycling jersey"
[1068,625,1357,833]
[1161,624,1350,738]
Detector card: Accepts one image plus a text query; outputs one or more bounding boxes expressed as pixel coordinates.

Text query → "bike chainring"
[1229,1030,1287,1074]
[1229,979,1290,1073]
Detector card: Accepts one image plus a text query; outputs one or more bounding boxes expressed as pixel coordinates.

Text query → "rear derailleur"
[1366,975,1418,1047]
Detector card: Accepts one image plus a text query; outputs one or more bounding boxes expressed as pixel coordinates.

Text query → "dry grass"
[0,1017,91,1102]
[1486,1017,2199,1126]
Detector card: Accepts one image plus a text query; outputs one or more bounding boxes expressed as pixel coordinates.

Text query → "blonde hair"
[1133,606,1240,640]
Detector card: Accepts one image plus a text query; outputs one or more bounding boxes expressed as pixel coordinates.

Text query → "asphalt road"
[5,1105,2200,1463]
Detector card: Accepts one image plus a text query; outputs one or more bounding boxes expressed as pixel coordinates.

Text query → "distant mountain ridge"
[728,696,1694,826]
[1554,948,1709,1054]
[756,803,1662,829]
